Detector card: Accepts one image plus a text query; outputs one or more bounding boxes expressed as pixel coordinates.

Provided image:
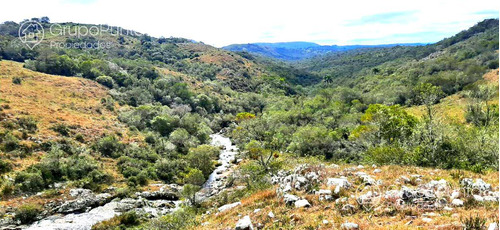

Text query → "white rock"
[422,217,433,222]
[341,222,359,229]
[283,194,299,205]
[294,199,311,208]
[323,219,329,224]
[357,165,364,169]
[473,195,484,202]
[235,215,253,230]
[451,199,464,207]
[373,169,382,174]
[327,178,351,190]
[488,222,499,230]
[218,202,241,212]
[268,211,275,218]
[253,209,261,213]
[450,191,460,200]
[317,189,332,195]
[443,206,453,211]
[371,164,377,168]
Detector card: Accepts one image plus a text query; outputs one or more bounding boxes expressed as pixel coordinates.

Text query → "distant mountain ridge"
[223,42,427,61]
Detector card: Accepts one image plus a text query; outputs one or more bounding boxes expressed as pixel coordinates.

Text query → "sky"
[1,0,498,47]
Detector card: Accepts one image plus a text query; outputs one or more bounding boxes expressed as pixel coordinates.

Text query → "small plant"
[18,117,38,133]
[461,215,486,230]
[74,133,85,143]
[450,170,465,181]
[0,159,12,174]
[51,123,70,136]
[15,204,42,224]
[12,77,22,85]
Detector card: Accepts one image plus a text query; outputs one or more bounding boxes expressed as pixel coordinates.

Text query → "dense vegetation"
[0,17,498,228]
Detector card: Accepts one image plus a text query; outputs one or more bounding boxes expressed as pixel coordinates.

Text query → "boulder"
[341,222,359,230]
[283,194,299,205]
[294,199,311,208]
[327,178,351,193]
[317,189,333,201]
[235,215,253,230]
[218,201,241,212]
[451,199,464,207]
[69,188,92,198]
[488,222,499,230]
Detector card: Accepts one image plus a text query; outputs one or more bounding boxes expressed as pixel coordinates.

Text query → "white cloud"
[1,0,498,47]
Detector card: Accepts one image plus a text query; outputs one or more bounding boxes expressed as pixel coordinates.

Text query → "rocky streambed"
[1,134,238,230]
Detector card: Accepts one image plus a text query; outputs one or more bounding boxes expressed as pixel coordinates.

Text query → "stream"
[24,134,237,230]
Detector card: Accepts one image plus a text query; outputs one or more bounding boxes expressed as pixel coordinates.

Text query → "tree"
[245,140,279,172]
[360,104,418,144]
[181,184,201,206]
[465,84,497,127]
[96,76,115,88]
[186,145,218,177]
[412,83,444,123]
[181,168,205,206]
[183,168,205,186]
[151,115,179,136]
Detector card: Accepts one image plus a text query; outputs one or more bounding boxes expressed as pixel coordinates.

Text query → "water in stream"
[25,134,236,230]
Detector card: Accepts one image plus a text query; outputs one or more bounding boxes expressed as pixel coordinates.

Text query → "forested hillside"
[0,18,498,229]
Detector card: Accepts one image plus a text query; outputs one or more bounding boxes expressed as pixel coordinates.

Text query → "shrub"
[0,159,12,174]
[74,133,85,143]
[18,117,37,133]
[151,115,179,136]
[95,135,123,158]
[14,171,45,193]
[183,168,205,186]
[155,159,187,183]
[51,123,70,136]
[185,145,219,177]
[96,76,115,88]
[461,215,486,230]
[147,207,198,230]
[12,77,22,85]
[1,133,19,152]
[15,204,42,224]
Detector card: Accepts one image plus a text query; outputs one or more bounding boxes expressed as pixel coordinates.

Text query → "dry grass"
[0,60,141,210]
[0,60,133,142]
[406,69,499,123]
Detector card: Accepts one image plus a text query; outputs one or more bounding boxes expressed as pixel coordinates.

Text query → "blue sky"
[1,0,498,47]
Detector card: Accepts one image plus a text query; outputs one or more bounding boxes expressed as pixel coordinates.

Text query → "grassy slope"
[0,60,129,141]
[406,69,499,123]
[0,60,141,209]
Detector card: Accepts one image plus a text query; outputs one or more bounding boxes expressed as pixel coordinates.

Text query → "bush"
[15,204,42,224]
[147,208,198,230]
[92,211,141,230]
[155,159,187,183]
[51,123,70,136]
[95,135,123,158]
[96,76,115,88]
[461,215,486,230]
[1,133,19,152]
[185,145,219,177]
[183,168,205,186]
[151,115,179,136]
[14,171,45,193]
[0,159,12,174]
[12,77,22,85]
[18,117,38,133]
